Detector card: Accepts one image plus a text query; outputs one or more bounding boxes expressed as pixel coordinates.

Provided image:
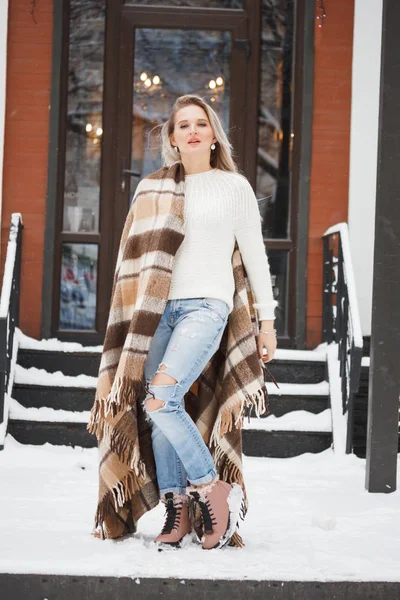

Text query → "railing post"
[322,224,363,456]
[0,214,23,448]
[322,237,333,344]
[0,317,7,441]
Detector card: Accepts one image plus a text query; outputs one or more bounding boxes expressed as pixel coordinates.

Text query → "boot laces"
[190,491,217,534]
[161,493,182,535]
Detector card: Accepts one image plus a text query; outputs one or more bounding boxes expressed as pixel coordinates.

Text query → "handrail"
[0,213,23,448]
[322,222,363,453]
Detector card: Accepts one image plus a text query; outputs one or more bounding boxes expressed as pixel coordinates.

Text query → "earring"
[174,146,180,153]
[211,143,216,150]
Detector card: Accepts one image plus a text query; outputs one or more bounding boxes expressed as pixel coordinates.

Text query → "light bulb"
[209,80,216,89]
[153,75,160,84]
[140,72,147,81]
[216,77,223,86]
[145,79,151,87]
[96,127,103,136]
[86,123,92,132]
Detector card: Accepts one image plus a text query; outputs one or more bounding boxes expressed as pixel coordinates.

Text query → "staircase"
[7,337,333,457]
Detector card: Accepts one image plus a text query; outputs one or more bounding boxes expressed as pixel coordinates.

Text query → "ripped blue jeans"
[143,297,229,498]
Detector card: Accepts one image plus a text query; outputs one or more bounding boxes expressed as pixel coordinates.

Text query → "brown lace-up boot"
[189,480,244,550]
[154,493,192,548]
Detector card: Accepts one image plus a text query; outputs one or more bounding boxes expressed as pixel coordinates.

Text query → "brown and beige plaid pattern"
[87,161,274,546]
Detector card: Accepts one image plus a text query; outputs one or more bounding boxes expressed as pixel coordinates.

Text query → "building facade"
[1,0,370,350]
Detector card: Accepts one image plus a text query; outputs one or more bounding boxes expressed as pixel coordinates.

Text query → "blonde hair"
[158,94,239,173]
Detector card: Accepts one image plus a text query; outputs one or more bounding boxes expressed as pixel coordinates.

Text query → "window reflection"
[257,0,294,240]
[59,244,98,331]
[130,28,231,183]
[62,1,106,234]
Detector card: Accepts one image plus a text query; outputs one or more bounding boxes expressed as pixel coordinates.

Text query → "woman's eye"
[179,123,207,128]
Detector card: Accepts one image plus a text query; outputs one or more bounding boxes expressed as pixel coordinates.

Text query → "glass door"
[114,4,250,214]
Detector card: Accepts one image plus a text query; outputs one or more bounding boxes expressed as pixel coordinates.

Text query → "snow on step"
[14,365,329,397]
[14,365,97,388]
[244,409,332,432]
[267,381,329,396]
[16,328,103,353]
[274,347,326,362]
[17,328,327,363]
[9,397,90,423]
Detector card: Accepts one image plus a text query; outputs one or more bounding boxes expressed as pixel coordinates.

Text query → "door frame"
[41,0,315,348]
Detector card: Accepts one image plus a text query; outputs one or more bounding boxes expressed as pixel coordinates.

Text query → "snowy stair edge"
[13,364,329,396]
[8,394,331,431]
[13,364,98,388]
[16,328,327,363]
[16,328,103,354]
[243,408,332,433]
[8,397,90,424]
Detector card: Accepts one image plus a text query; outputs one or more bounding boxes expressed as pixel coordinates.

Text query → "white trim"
[348,0,384,336]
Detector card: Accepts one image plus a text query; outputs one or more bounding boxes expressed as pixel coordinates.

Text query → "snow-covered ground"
[0,436,399,582]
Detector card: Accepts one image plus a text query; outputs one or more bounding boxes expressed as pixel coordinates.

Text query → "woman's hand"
[257,320,277,363]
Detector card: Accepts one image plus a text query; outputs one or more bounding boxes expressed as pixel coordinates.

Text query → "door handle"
[122,169,141,177]
[121,157,141,192]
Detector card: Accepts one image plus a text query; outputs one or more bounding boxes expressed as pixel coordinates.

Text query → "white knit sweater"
[168,168,278,321]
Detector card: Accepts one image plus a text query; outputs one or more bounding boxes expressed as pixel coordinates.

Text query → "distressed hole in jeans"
[146,366,177,412]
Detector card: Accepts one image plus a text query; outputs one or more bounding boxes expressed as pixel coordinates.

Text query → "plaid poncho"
[87,161,275,546]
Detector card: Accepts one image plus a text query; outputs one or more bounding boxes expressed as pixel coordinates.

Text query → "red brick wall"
[306,1,354,347]
[1,0,53,338]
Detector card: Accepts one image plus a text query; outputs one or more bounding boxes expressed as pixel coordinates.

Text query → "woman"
[141,94,278,550]
[88,94,277,548]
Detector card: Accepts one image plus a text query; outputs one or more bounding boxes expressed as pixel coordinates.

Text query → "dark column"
[365,0,400,492]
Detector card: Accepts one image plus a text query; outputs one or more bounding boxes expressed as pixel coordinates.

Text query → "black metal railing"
[322,223,363,453]
[0,214,23,449]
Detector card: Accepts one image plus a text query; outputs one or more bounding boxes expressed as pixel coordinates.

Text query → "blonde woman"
[141,94,277,550]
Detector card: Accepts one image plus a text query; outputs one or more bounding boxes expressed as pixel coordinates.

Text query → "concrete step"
[8,414,332,458]
[13,383,330,417]
[17,347,327,384]
[2,573,399,600]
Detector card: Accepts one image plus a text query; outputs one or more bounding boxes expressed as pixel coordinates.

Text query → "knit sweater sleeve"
[233,176,278,322]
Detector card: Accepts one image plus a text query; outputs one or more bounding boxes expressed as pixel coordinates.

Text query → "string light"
[316,0,327,28]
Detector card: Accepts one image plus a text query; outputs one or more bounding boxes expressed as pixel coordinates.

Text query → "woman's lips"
[188,140,200,144]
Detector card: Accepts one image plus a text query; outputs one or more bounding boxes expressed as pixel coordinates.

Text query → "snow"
[16,329,326,363]
[8,397,90,423]
[245,409,332,432]
[1,436,400,582]
[266,381,329,396]
[16,328,103,353]
[14,364,97,388]
[274,348,326,362]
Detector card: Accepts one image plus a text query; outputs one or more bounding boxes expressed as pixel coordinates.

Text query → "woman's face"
[170,104,217,157]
